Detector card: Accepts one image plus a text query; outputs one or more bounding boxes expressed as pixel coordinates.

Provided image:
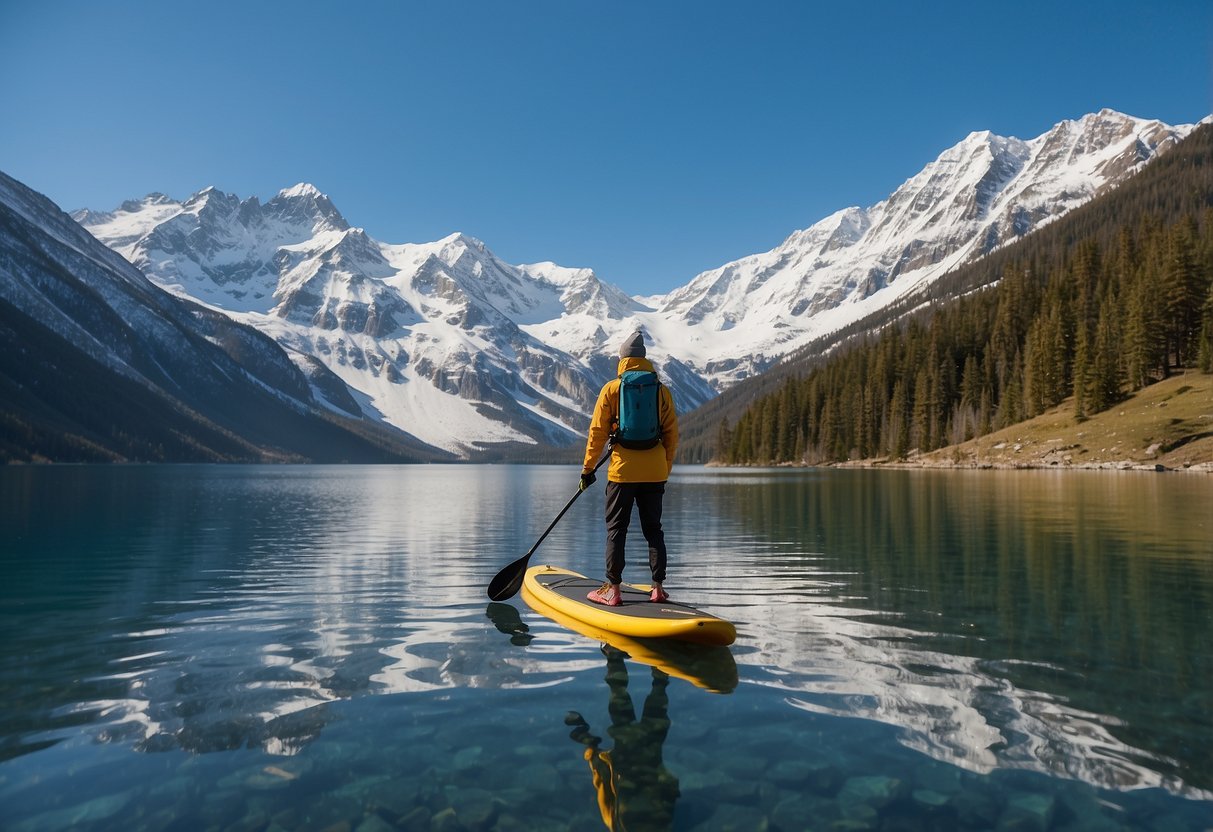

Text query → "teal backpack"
[615,370,662,450]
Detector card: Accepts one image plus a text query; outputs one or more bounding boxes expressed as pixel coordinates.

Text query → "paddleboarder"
[581,330,679,606]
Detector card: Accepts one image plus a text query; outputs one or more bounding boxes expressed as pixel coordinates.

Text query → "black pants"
[604,481,666,585]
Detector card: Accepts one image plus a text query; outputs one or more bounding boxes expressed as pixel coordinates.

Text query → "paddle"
[486,441,614,601]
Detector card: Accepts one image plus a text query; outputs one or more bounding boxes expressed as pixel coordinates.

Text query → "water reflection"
[486,602,535,646]
[687,468,1213,797]
[1,465,563,759]
[2,464,1211,828]
[566,647,679,832]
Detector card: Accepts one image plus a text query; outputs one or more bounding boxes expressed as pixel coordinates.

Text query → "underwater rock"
[690,802,770,832]
[396,806,432,832]
[449,788,499,831]
[10,791,135,832]
[998,791,1056,832]
[228,809,270,832]
[199,790,246,827]
[452,746,484,772]
[771,794,837,829]
[838,775,906,814]
[334,774,392,800]
[951,787,1002,828]
[913,763,964,795]
[911,789,950,812]
[1054,786,1126,831]
[835,802,880,829]
[430,806,467,832]
[804,761,844,796]
[514,761,565,797]
[353,813,396,832]
[271,807,303,829]
[767,759,816,787]
[680,768,732,800]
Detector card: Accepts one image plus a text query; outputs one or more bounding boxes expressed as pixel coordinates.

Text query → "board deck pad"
[523,565,737,646]
[535,571,716,620]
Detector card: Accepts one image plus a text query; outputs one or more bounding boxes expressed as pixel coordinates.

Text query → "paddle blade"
[487,554,530,601]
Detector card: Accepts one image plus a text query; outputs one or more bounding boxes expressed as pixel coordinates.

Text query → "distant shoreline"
[706,373,1213,475]
[705,459,1213,474]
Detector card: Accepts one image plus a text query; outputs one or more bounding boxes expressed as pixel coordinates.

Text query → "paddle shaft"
[486,442,614,601]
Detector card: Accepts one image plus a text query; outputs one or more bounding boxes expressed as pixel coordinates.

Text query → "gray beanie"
[619,330,646,358]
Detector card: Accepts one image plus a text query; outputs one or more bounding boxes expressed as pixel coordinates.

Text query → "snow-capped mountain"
[0,171,442,463]
[78,188,717,455]
[74,109,1199,457]
[652,109,1199,384]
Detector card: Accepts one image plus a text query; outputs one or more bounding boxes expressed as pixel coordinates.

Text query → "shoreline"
[708,459,1213,473]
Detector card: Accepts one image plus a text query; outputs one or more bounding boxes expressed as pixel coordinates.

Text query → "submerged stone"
[913,764,963,795]
[397,806,432,832]
[768,759,815,787]
[771,794,836,829]
[11,791,135,832]
[804,761,844,796]
[839,775,905,813]
[228,809,270,832]
[998,791,1056,832]
[449,788,499,831]
[431,807,466,832]
[353,814,396,832]
[951,787,1002,828]
[690,802,769,831]
[912,789,950,811]
[452,746,484,772]
[363,779,420,821]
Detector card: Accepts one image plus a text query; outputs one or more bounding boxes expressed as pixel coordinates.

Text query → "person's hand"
[579,471,597,492]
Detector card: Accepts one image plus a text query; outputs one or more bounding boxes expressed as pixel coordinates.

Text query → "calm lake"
[1,465,1210,831]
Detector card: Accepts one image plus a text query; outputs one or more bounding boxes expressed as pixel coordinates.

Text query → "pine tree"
[715,417,733,462]
[1200,279,1213,373]
[999,350,1024,428]
[1072,320,1091,421]
[1123,271,1155,390]
[1090,292,1123,411]
[1162,216,1204,367]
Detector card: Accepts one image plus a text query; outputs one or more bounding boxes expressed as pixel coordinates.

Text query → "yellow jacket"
[582,357,678,483]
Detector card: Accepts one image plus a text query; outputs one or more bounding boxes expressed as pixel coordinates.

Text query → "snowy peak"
[74,184,359,314]
[266,183,350,234]
[278,182,324,199]
[72,109,1201,456]
[652,110,1198,385]
[77,184,708,457]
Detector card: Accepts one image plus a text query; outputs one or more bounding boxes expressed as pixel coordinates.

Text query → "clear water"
[1,465,1210,831]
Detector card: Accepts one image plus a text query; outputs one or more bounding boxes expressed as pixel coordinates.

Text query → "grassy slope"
[885,373,1213,471]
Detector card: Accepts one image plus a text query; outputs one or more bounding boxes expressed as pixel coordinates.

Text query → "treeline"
[717,209,1213,464]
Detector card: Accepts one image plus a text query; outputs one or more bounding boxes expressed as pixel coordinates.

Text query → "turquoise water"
[1,465,1210,831]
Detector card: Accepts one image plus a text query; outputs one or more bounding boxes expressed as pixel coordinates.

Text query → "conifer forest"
[716,125,1213,465]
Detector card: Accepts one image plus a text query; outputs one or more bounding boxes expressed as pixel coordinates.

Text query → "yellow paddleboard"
[521,564,737,647]
[522,575,738,693]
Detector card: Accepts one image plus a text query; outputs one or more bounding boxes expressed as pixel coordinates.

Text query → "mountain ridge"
[67,109,1202,459]
[0,170,448,464]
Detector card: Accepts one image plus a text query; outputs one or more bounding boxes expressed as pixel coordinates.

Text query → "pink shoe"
[649,583,669,603]
[588,583,622,606]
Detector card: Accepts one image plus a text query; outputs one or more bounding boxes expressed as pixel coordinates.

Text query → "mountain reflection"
[692,468,1213,798]
[2,464,1209,807]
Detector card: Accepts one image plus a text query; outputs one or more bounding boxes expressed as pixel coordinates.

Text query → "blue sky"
[1,1,1210,296]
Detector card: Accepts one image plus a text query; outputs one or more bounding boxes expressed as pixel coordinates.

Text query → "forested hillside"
[711,122,1213,465]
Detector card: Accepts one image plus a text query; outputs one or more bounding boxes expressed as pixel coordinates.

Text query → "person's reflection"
[565,646,680,831]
